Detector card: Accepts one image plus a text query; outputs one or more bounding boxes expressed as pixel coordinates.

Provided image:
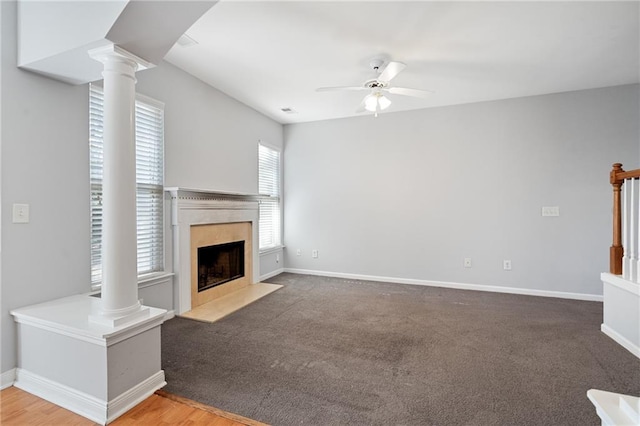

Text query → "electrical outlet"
[276,254,280,263]
[503,260,512,271]
[296,249,301,256]
[464,258,472,268]
[312,249,318,258]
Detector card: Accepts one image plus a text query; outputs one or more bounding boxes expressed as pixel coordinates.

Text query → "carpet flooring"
[161,273,640,425]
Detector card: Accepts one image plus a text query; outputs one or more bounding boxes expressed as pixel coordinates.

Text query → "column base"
[89,304,150,327]
[11,294,167,424]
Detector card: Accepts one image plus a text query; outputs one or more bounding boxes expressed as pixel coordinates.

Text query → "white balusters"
[635,179,640,283]
[622,178,640,281]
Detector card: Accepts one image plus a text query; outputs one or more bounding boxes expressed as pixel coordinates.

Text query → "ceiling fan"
[316,59,432,116]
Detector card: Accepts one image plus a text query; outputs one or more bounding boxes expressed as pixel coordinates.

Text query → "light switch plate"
[541,206,560,217]
[13,204,30,223]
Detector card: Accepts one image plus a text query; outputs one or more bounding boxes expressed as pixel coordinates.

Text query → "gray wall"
[284,84,640,297]
[135,58,285,284]
[1,1,90,374]
[135,62,283,193]
[0,0,283,374]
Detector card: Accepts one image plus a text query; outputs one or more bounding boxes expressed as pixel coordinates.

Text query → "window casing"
[258,143,282,251]
[89,84,165,286]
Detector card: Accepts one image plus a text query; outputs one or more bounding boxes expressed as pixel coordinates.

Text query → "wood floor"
[0,386,266,425]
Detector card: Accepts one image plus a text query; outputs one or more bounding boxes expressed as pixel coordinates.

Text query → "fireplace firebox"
[197,241,245,292]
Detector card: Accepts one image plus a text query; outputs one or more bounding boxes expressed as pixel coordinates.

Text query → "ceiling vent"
[176,34,199,48]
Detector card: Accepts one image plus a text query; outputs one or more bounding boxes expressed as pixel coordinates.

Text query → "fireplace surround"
[167,188,260,314]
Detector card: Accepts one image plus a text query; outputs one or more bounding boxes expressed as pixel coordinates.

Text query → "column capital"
[89,44,153,74]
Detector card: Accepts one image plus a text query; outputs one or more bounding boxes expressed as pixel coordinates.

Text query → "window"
[258,143,282,251]
[89,84,165,286]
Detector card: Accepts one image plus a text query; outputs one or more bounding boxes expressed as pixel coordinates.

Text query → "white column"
[89,45,150,325]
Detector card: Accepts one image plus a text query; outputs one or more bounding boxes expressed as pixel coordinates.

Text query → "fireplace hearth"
[198,241,245,292]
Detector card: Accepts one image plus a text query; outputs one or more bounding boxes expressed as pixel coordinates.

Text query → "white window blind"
[259,143,282,250]
[89,84,165,286]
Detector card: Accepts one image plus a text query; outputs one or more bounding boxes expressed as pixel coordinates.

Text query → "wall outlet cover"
[12,204,30,224]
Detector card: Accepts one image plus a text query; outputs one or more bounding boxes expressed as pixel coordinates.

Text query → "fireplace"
[198,241,245,292]
[167,188,260,314]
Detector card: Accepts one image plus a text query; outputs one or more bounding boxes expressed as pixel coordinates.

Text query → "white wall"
[0,0,283,375]
[284,85,640,297]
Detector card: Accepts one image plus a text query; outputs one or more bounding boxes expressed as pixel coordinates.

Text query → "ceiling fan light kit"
[364,92,391,112]
[316,58,432,117]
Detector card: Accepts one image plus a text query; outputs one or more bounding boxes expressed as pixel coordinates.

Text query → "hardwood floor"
[0,386,266,425]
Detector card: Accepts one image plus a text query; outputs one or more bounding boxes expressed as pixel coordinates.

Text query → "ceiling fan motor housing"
[364,79,387,90]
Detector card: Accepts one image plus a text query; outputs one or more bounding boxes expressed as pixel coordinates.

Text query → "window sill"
[91,271,175,292]
[259,245,285,255]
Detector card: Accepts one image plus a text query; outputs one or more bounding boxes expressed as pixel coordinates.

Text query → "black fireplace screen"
[197,240,245,292]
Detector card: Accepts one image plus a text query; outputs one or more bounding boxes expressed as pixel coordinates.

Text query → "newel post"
[610,163,624,275]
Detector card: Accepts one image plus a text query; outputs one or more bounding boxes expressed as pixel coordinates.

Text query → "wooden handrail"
[612,167,640,182]
[609,163,640,275]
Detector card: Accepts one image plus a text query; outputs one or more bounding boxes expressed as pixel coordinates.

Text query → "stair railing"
[610,163,640,278]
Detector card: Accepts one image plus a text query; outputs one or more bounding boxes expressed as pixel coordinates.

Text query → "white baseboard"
[164,310,175,321]
[602,324,640,359]
[14,368,166,425]
[15,368,106,424]
[260,267,284,282]
[107,371,166,423]
[284,268,603,302]
[1,368,16,390]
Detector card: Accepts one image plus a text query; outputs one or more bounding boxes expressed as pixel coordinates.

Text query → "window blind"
[259,144,282,250]
[89,84,165,285]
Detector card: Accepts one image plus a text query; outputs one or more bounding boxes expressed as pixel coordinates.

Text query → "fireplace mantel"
[166,187,260,314]
[166,187,259,199]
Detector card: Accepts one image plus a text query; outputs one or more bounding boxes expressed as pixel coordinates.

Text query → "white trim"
[15,368,106,424]
[257,139,281,153]
[106,371,166,424]
[138,272,174,290]
[91,271,173,293]
[601,272,640,296]
[283,268,604,302]
[88,44,153,72]
[602,324,640,359]
[588,389,640,426]
[260,268,284,282]
[14,368,165,425]
[259,245,285,255]
[11,295,167,347]
[1,368,16,390]
[164,310,175,321]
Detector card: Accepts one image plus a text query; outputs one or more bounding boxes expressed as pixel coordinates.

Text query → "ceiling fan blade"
[387,87,433,98]
[316,86,366,92]
[377,61,406,82]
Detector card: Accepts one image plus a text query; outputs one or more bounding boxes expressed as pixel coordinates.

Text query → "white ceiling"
[165,1,639,125]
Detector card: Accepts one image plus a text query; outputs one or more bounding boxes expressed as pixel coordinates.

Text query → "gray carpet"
[161,273,640,425]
